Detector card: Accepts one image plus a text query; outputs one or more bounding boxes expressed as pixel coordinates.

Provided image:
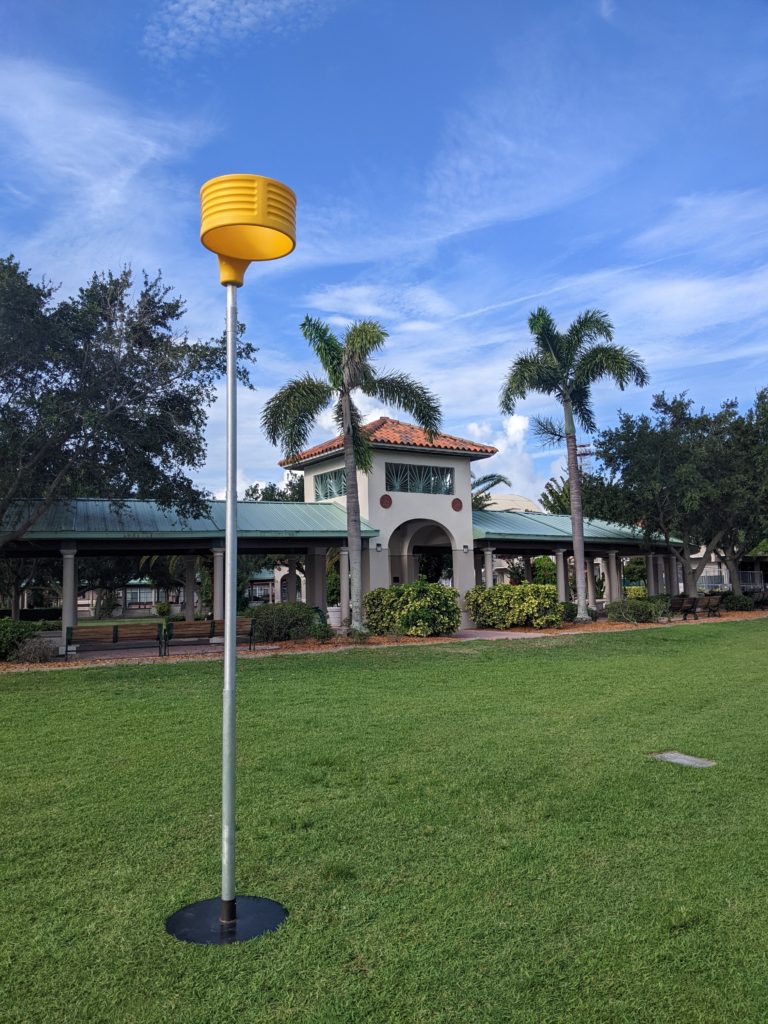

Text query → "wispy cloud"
[143,0,343,61]
[0,58,220,328]
[629,189,768,263]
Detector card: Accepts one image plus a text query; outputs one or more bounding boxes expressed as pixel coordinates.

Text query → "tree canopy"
[0,257,256,550]
[588,392,768,594]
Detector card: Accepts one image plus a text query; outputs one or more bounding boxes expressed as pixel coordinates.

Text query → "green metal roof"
[471,509,658,547]
[4,499,378,541]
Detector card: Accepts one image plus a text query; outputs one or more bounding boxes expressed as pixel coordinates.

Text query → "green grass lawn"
[3,621,768,1023]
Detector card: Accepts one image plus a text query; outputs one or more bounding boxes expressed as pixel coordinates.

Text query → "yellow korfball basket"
[200,174,296,285]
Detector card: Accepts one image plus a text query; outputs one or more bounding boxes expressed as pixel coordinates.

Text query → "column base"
[165,895,287,945]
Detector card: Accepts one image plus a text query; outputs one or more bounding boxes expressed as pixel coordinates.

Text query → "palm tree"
[471,471,512,510]
[499,307,648,622]
[262,316,441,630]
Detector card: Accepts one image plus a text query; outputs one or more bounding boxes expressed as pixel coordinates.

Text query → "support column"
[668,555,679,595]
[71,555,79,625]
[369,545,391,591]
[286,556,298,603]
[453,547,478,629]
[607,550,619,603]
[522,556,533,583]
[184,555,196,621]
[212,546,225,619]
[483,547,495,588]
[339,547,350,626]
[586,557,596,608]
[61,547,77,649]
[645,555,657,596]
[306,547,327,612]
[554,549,568,602]
[659,557,671,598]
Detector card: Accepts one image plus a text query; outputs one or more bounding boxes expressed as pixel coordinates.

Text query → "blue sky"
[2,0,767,502]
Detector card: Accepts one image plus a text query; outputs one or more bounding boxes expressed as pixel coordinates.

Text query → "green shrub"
[625,585,647,599]
[560,601,578,623]
[605,599,656,624]
[154,601,171,618]
[9,635,57,663]
[310,620,335,642]
[531,556,557,586]
[363,580,461,637]
[169,612,186,622]
[722,593,754,612]
[0,620,37,660]
[249,602,323,642]
[464,583,562,630]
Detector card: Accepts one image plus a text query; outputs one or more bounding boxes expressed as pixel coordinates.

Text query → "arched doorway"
[387,519,457,585]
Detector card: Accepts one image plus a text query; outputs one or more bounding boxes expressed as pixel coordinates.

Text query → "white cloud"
[0,58,215,320]
[629,190,768,263]
[143,0,343,61]
[599,0,616,20]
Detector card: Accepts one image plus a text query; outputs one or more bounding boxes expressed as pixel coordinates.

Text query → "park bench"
[164,619,214,654]
[65,623,165,660]
[699,594,723,617]
[669,595,698,620]
[165,618,259,654]
[210,618,256,649]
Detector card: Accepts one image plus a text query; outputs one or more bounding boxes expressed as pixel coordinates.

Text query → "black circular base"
[165,896,288,945]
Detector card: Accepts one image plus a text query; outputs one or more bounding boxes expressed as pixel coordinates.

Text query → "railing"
[739,570,764,591]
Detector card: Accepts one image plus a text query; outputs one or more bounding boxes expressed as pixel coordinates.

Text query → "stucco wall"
[302,448,475,549]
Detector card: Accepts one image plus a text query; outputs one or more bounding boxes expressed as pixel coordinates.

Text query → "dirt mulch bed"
[0,632,458,674]
[1,610,765,674]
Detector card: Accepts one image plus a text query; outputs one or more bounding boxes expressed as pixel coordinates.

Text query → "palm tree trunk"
[563,398,590,623]
[341,393,363,630]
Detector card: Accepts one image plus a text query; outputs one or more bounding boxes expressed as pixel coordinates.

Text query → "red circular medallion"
[380,494,393,509]
[451,498,463,511]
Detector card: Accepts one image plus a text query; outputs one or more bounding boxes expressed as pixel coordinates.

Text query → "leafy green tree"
[470,471,512,510]
[243,472,304,502]
[590,393,764,594]
[500,307,648,622]
[532,555,557,586]
[262,317,441,630]
[0,257,256,550]
[539,475,571,514]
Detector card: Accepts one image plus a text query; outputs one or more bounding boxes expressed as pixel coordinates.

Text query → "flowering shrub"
[464,583,562,629]
[364,580,461,636]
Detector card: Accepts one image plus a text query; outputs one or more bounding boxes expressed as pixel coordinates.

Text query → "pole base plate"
[165,896,287,945]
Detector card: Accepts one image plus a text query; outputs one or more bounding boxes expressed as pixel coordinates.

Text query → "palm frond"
[343,320,388,361]
[568,382,597,433]
[471,471,512,497]
[366,371,442,437]
[574,343,649,391]
[300,316,343,387]
[261,375,334,458]
[532,415,566,447]
[564,309,613,361]
[499,349,559,413]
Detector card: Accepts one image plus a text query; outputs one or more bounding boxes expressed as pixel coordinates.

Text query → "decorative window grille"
[385,463,454,495]
[314,468,347,500]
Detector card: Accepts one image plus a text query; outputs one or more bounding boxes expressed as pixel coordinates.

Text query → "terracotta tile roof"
[280,417,497,466]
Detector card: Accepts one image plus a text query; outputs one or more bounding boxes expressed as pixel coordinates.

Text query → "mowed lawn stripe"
[2,622,768,1023]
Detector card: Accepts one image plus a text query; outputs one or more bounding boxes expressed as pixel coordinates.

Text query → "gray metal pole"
[221,282,238,924]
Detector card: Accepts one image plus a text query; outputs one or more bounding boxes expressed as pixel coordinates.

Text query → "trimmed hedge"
[0,620,38,660]
[248,602,327,642]
[464,583,562,630]
[560,601,578,623]
[364,580,461,637]
[722,593,754,612]
[625,585,647,599]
